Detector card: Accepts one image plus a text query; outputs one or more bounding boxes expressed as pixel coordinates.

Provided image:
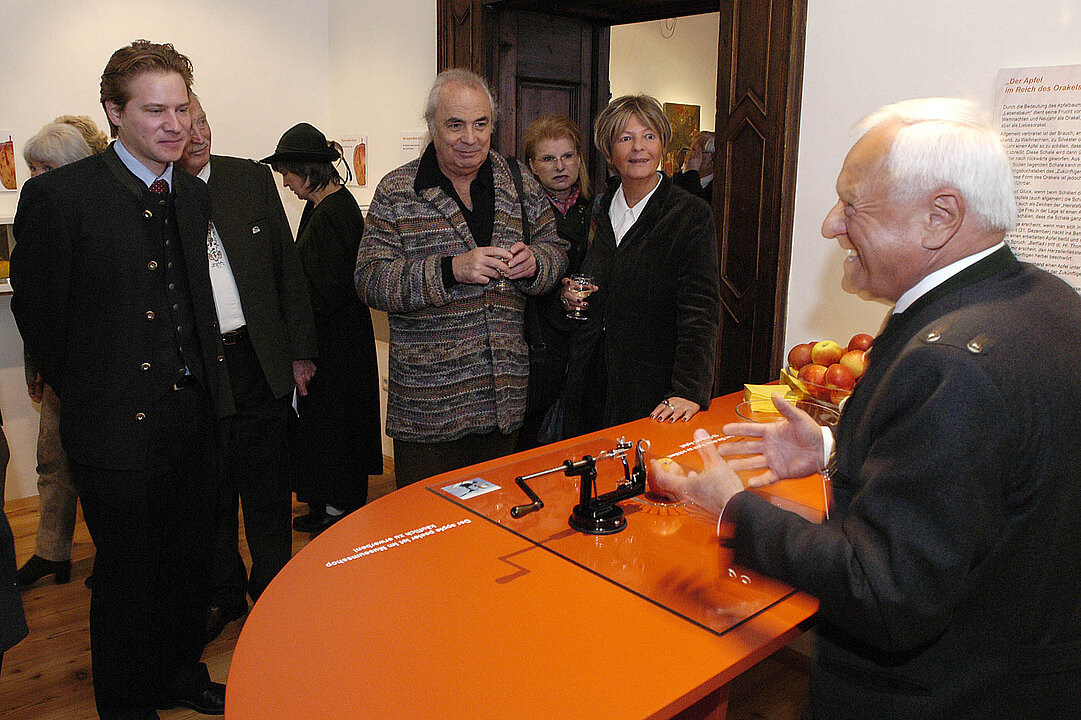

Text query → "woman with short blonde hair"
[593,94,673,162]
[516,114,593,449]
[22,123,92,176]
[53,114,109,155]
[560,94,720,435]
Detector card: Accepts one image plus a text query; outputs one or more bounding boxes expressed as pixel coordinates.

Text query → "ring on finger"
[662,399,672,408]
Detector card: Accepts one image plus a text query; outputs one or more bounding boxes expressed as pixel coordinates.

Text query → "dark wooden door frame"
[713,0,807,392]
[436,0,807,391]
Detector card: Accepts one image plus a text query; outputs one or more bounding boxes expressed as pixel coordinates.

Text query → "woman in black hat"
[263,123,383,533]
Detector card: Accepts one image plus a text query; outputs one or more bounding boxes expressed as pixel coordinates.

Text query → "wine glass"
[565,274,595,320]
[492,256,513,292]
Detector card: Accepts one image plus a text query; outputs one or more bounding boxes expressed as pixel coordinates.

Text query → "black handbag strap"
[507,156,531,243]
[506,156,547,349]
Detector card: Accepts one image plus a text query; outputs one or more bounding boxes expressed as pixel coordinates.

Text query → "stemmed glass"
[565,274,595,320]
[492,256,513,292]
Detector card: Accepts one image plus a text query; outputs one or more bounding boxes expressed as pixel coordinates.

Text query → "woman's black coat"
[290,187,383,509]
[562,175,720,436]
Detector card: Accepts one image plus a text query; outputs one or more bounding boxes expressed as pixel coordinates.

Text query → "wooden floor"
[1,460,808,719]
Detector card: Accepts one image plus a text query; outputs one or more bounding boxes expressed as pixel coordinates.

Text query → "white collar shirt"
[193,159,247,333]
[819,241,1007,467]
[609,172,662,246]
[892,242,1005,314]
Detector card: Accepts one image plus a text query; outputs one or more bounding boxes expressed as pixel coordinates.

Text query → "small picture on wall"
[662,103,700,176]
[1,131,17,191]
[338,134,367,188]
[400,132,427,164]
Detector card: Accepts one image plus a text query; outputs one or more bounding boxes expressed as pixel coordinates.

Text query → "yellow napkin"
[743,383,798,412]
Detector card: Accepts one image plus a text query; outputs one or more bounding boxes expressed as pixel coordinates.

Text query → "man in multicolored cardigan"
[356,69,568,488]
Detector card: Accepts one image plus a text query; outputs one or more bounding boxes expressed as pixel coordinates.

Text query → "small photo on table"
[442,478,500,499]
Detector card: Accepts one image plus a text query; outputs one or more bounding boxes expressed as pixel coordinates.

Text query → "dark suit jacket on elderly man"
[199,153,317,609]
[651,98,1081,720]
[725,253,1081,719]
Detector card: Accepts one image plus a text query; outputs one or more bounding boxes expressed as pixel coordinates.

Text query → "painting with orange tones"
[338,134,367,188]
[662,103,699,176]
[0,131,17,191]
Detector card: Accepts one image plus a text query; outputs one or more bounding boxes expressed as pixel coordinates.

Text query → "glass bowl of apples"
[784,333,874,409]
[735,398,841,427]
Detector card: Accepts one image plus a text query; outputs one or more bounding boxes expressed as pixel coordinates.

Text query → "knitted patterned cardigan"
[355,151,568,443]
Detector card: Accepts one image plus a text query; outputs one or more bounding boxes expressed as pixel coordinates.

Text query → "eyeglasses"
[534,152,579,166]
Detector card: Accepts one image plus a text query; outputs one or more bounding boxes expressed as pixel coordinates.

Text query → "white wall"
[326,0,435,458]
[326,0,436,458]
[788,1,1081,348]
[609,14,719,131]
[0,0,435,499]
[327,0,435,209]
[0,0,332,223]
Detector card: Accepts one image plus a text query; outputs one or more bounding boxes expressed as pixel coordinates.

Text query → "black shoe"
[16,555,71,586]
[205,601,248,644]
[292,508,341,534]
[157,680,226,715]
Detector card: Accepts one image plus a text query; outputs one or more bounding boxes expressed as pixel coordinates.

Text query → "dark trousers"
[72,384,215,720]
[212,332,292,605]
[393,429,519,489]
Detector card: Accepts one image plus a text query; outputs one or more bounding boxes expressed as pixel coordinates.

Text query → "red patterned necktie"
[149,178,169,194]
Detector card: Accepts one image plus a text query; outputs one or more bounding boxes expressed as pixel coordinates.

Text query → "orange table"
[226,392,823,720]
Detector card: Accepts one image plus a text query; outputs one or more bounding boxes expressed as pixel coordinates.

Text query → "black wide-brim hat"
[261,122,340,164]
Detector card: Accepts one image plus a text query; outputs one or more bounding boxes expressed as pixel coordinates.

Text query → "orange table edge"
[225,392,821,720]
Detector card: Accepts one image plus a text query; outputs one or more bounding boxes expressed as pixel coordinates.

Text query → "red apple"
[824,362,855,391]
[848,333,874,352]
[811,340,844,367]
[839,349,868,379]
[787,342,814,370]
[798,362,827,384]
[798,363,830,400]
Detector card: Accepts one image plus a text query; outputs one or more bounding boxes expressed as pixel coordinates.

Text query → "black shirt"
[414,143,495,288]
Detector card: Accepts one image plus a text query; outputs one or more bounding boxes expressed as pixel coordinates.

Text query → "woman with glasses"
[516,115,592,449]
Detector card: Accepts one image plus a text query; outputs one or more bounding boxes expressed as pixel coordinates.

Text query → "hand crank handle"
[510,476,545,518]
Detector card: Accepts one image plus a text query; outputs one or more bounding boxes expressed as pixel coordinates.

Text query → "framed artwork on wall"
[338,134,368,188]
[1,131,17,191]
[662,103,699,176]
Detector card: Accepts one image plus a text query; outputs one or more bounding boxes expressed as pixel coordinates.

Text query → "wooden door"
[489,10,609,184]
[712,0,807,393]
[437,0,807,395]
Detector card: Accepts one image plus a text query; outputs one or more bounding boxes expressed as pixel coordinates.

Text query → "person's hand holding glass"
[450,243,535,290]
[561,273,597,319]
